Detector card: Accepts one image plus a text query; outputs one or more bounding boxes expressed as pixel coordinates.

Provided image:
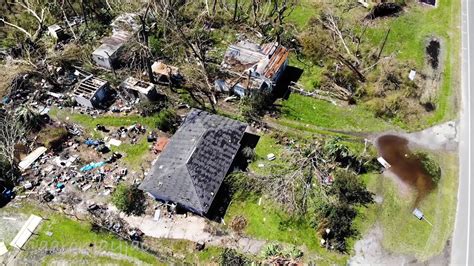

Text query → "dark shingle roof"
[139,109,247,214]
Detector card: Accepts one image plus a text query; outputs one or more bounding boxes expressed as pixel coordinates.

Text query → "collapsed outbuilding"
[71,70,115,109]
[92,13,140,69]
[120,77,163,101]
[215,40,289,97]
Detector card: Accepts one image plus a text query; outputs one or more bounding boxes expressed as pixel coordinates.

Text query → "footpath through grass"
[280,94,394,132]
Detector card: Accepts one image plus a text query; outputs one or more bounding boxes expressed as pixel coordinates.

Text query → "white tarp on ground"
[10,215,42,249]
[19,147,47,171]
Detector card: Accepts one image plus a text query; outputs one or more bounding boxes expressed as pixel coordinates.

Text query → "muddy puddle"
[420,0,436,7]
[426,38,440,69]
[376,135,435,206]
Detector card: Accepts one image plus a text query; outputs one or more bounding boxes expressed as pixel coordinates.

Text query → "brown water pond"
[376,135,435,206]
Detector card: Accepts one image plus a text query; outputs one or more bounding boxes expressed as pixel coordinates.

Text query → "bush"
[111,184,146,216]
[315,202,358,252]
[149,35,164,57]
[240,146,256,162]
[230,215,247,235]
[239,91,271,123]
[138,101,167,117]
[155,109,180,133]
[283,245,303,260]
[415,151,442,183]
[262,243,282,258]
[329,169,374,206]
[220,248,251,265]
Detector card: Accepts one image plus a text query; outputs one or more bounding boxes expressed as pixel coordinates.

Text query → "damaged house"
[139,109,254,215]
[120,77,163,101]
[71,70,115,109]
[92,13,140,69]
[215,40,289,97]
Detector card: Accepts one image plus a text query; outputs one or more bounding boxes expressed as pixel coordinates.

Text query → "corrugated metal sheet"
[221,40,289,93]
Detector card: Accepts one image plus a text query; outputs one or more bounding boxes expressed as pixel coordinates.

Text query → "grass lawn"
[282,0,460,131]
[364,1,461,127]
[248,134,290,175]
[280,94,394,132]
[51,108,161,130]
[25,213,159,264]
[41,253,154,266]
[225,194,347,265]
[360,152,458,260]
[2,202,226,265]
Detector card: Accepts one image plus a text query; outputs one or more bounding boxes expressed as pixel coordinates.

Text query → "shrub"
[329,169,374,206]
[415,151,442,183]
[283,245,303,260]
[240,146,256,162]
[230,215,248,235]
[239,91,271,123]
[220,248,251,265]
[111,184,146,216]
[155,109,180,133]
[138,101,167,116]
[262,243,282,258]
[315,202,358,252]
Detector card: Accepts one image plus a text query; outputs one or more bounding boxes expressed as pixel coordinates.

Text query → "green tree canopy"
[329,169,374,206]
[111,184,146,216]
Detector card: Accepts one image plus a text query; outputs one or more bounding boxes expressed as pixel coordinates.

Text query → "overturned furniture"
[139,109,251,215]
[72,71,115,109]
[216,40,289,97]
[120,77,164,101]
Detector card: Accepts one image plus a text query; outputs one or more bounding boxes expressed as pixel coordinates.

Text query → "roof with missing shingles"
[139,109,247,214]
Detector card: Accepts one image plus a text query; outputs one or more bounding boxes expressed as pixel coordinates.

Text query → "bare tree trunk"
[81,0,88,26]
[233,0,239,21]
[140,3,154,83]
[377,28,391,60]
[212,0,218,15]
[65,0,79,16]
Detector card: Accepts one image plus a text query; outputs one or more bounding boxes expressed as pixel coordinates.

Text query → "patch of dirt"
[421,37,444,108]
[349,224,417,265]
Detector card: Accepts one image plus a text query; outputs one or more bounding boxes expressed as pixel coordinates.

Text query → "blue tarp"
[85,139,100,146]
[80,161,105,172]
